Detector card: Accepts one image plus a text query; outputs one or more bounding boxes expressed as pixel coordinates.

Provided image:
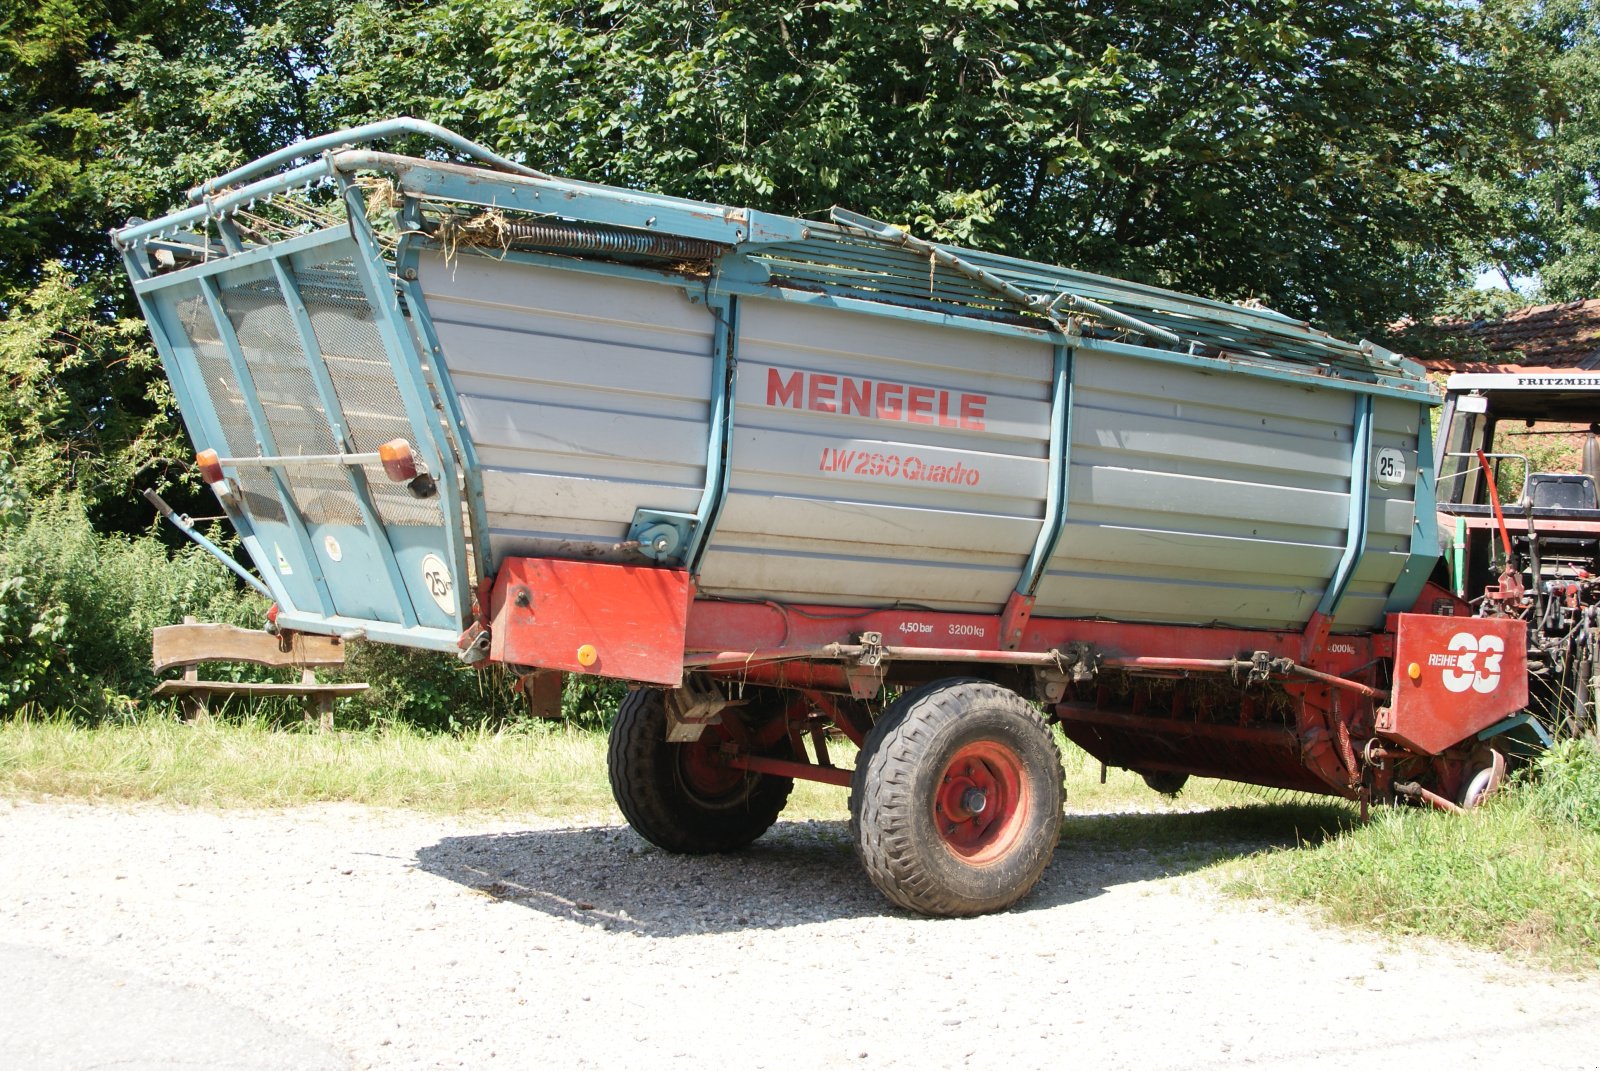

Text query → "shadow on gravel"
[414,801,1352,936]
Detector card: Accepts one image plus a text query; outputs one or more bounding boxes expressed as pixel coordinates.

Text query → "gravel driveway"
[2,798,1596,1070]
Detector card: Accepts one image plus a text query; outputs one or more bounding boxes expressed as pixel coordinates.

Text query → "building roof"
[1417,298,1600,372]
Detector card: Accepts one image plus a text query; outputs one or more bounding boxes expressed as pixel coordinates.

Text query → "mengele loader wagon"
[116,121,1541,915]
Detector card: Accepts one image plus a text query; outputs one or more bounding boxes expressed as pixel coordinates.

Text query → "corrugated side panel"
[696,300,1053,613]
[1337,395,1423,630]
[1034,352,1355,630]
[418,254,715,563]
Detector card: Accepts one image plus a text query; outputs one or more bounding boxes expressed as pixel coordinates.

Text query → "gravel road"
[2,797,1596,1070]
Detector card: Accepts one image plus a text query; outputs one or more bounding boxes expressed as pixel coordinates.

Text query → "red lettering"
[959,393,987,431]
[768,368,804,408]
[808,373,838,412]
[841,376,871,417]
[906,386,935,424]
[876,382,904,420]
[936,390,958,427]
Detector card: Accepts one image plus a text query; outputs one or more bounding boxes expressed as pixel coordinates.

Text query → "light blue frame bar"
[187,117,542,204]
[334,177,472,625]
[197,275,337,614]
[684,293,739,573]
[1015,342,1074,597]
[393,200,493,591]
[1319,393,1376,617]
[1386,407,1442,612]
[267,256,418,629]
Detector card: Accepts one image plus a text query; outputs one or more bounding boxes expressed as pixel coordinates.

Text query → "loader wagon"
[116,121,1533,915]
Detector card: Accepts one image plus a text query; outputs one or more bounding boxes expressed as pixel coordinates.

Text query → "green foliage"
[1227,796,1600,969]
[459,0,1500,336]
[1229,744,1600,969]
[1522,737,1600,834]
[0,474,266,719]
[1468,0,1600,304]
[338,641,523,731]
[0,262,186,511]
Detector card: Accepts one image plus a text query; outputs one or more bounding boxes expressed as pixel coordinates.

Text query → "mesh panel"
[300,259,440,527]
[174,293,285,523]
[220,278,363,527]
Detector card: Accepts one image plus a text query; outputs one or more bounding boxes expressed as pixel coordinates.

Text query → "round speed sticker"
[1375,447,1407,489]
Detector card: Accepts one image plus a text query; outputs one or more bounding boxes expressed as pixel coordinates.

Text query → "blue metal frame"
[1386,406,1442,613]
[1015,342,1075,597]
[625,291,739,573]
[120,250,295,612]
[394,200,493,595]
[335,176,472,627]
[197,274,337,614]
[268,256,418,629]
[1319,394,1376,617]
[186,117,542,205]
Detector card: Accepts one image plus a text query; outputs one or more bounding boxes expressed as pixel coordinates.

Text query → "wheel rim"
[675,731,747,803]
[932,740,1030,864]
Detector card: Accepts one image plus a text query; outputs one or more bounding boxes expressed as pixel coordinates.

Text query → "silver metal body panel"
[698,299,1052,612]
[422,261,1421,631]
[419,254,715,563]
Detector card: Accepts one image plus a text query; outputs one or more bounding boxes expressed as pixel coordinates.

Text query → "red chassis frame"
[487,558,1529,805]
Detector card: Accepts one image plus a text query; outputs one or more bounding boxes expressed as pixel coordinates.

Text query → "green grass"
[0,715,1294,820]
[1220,746,1600,972]
[0,715,620,815]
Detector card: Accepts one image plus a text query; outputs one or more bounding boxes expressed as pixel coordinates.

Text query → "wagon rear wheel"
[608,687,794,854]
[850,678,1064,916]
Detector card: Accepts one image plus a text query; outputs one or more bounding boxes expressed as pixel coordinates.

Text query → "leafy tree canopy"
[0,0,1595,522]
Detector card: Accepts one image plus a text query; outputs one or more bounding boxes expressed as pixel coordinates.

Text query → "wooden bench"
[152,618,368,730]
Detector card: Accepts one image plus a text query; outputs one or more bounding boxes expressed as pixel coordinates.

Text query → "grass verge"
[1221,741,1600,971]
[0,715,1303,821]
[0,716,621,816]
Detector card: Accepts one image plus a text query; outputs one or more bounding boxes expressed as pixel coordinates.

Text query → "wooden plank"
[153,680,369,697]
[152,623,349,673]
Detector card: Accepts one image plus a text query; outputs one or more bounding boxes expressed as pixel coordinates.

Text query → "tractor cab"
[1436,371,1600,737]
[1436,372,1600,601]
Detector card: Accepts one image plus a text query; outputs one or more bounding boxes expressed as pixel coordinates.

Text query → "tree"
[459,0,1504,336]
[1486,0,1600,302]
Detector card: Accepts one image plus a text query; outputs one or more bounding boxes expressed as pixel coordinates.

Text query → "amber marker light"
[196,449,224,485]
[576,644,599,667]
[1408,662,1422,680]
[378,438,419,482]
[196,448,232,496]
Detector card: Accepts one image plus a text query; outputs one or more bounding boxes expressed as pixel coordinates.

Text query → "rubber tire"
[607,687,793,854]
[849,678,1064,916]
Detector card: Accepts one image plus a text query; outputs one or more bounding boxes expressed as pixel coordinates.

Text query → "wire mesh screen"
[220,278,363,527]
[173,292,286,524]
[300,259,440,527]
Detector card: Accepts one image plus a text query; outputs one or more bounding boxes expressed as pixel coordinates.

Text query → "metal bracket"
[1036,642,1097,703]
[665,677,730,743]
[857,631,885,667]
[1034,667,1069,704]
[626,510,697,565]
[456,621,491,665]
[1061,642,1099,682]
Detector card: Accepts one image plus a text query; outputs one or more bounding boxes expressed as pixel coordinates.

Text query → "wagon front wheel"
[607,687,794,854]
[850,678,1064,916]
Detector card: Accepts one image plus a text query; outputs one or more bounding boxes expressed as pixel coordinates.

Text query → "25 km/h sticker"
[420,554,455,615]
[1375,447,1407,490]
